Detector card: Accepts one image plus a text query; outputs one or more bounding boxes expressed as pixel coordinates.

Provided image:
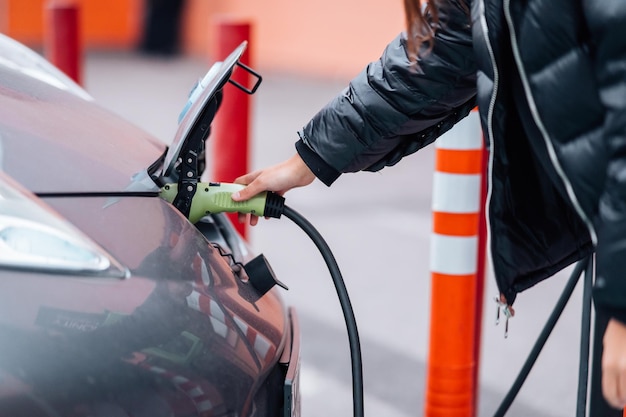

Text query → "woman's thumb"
[231,182,257,202]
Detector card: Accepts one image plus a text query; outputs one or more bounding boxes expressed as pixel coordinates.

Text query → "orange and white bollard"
[424,110,487,417]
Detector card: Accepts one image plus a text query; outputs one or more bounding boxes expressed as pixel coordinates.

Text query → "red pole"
[210,17,252,239]
[425,110,486,417]
[44,1,82,85]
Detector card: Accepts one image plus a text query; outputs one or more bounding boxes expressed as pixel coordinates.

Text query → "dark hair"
[405,1,470,63]
[403,0,441,61]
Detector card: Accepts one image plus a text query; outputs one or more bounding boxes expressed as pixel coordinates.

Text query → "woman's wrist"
[288,153,316,186]
[295,138,341,186]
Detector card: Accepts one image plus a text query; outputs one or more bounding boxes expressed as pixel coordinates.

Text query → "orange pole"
[425,110,486,417]
[210,17,252,239]
[44,1,82,85]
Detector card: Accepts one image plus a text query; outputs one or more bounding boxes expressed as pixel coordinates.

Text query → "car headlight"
[0,173,128,277]
[0,215,111,271]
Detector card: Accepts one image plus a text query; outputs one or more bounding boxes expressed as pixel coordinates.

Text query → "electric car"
[0,34,300,417]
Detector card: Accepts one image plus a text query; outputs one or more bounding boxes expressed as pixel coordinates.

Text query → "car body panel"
[0,199,288,414]
[0,33,92,101]
[0,59,164,194]
[0,36,297,417]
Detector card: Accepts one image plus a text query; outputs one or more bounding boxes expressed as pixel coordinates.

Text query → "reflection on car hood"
[0,33,92,101]
[0,59,166,193]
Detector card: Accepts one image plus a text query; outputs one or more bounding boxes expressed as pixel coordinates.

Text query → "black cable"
[493,257,588,417]
[282,205,364,417]
[576,256,594,417]
[35,191,160,198]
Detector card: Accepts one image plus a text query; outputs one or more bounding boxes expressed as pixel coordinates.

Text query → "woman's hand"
[231,153,315,225]
[602,318,626,409]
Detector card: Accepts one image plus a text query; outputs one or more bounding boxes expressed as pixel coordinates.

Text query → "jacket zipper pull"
[494,296,514,338]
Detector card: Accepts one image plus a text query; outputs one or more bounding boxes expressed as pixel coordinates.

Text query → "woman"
[232,0,626,410]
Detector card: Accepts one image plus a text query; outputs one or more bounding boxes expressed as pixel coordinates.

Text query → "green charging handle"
[160,182,271,224]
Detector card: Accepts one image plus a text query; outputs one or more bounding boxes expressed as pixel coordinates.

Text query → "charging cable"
[161,182,365,417]
[282,204,364,417]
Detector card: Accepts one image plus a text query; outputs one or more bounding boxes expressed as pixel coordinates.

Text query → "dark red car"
[0,34,300,417]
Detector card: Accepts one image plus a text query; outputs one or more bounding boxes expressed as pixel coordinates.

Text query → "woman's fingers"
[234,170,259,184]
[603,365,621,409]
[231,153,316,226]
[232,179,265,202]
[237,212,259,226]
[602,318,626,409]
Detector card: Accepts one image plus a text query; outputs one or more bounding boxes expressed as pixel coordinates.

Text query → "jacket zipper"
[502,0,598,248]
[479,0,514,337]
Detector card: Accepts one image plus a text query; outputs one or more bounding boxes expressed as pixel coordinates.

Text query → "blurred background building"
[0,0,405,79]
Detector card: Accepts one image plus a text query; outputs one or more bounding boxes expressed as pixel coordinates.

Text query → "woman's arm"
[297,0,477,186]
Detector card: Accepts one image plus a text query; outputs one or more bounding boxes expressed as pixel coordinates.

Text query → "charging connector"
[160,182,285,223]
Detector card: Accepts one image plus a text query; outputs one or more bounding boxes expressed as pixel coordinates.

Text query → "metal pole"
[576,256,593,416]
[44,1,81,85]
[210,16,251,239]
[493,258,588,417]
[473,121,489,414]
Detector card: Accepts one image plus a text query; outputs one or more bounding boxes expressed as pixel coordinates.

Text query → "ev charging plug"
[160,182,285,224]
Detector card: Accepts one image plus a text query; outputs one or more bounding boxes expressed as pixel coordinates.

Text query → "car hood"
[0,59,165,193]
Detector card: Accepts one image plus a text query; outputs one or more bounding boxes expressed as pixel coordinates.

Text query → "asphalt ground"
[83,50,593,417]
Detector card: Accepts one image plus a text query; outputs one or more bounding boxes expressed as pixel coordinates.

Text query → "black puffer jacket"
[295,0,626,317]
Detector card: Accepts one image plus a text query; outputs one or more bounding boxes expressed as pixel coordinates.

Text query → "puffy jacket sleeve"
[585,2,626,321]
[296,0,476,186]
